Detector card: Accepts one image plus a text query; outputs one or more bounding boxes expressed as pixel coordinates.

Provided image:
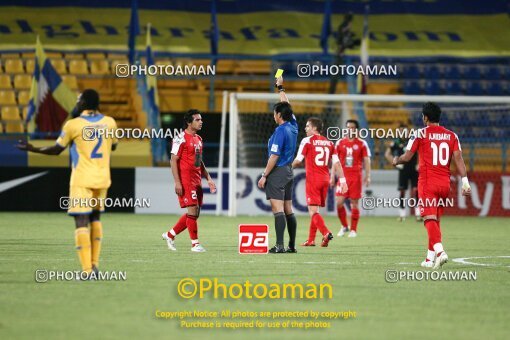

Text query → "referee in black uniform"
[385,123,421,221]
[257,76,299,253]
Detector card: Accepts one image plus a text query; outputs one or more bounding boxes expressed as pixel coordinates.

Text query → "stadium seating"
[61,75,78,90]
[465,81,484,95]
[1,53,20,59]
[4,59,24,74]
[462,66,481,79]
[1,106,21,120]
[235,60,271,74]
[21,107,28,120]
[68,60,88,75]
[423,65,440,79]
[25,59,35,74]
[90,60,110,75]
[444,81,463,95]
[0,90,16,105]
[45,52,63,59]
[64,53,84,59]
[403,65,420,78]
[107,53,127,60]
[486,82,504,96]
[50,59,67,74]
[443,65,461,79]
[86,52,106,60]
[21,52,35,59]
[502,82,510,95]
[0,75,12,89]
[485,66,501,80]
[503,67,510,80]
[13,74,31,90]
[215,60,271,75]
[1,47,505,171]
[477,115,491,127]
[424,80,441,95]
[3,121,24,133]
[402,81,421,95]
[17,90,30,105]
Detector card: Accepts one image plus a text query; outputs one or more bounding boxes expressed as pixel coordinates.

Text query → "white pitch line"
[452,255,510,267]
[219,260,349,265]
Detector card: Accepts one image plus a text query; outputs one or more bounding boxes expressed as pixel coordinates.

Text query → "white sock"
[433,243,444,255]
[191,239,199,245]
[169,229,176,237]
[399,208,406,218]
[426,250,435,262]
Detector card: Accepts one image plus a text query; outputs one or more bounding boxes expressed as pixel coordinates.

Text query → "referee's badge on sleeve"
[271,144,278,152]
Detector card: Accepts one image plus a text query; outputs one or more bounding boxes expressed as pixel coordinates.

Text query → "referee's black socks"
[274,212,286,246]
[286,213,297,249]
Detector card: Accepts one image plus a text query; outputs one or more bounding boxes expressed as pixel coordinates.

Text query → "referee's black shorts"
[398,166,418,190]
[265,164,294,201]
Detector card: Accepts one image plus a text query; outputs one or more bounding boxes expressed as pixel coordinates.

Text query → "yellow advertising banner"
[0,7,509,57]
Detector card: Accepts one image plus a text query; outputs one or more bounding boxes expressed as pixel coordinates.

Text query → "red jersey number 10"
[431,142,449,166]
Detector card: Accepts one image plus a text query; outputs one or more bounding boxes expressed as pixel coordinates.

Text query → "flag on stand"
[144,23,165,164]
[320,0,332,55]
[357,5,370,94]
[26,37,76,136]
[128,0,140,65]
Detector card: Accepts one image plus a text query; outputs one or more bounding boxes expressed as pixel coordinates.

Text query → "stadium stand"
[0,3,507,172]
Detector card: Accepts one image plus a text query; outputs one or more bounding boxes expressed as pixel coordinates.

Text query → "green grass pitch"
[0,213,508,339]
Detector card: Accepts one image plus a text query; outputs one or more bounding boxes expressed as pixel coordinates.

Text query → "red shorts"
[178,183,203,208]
[336,173,362,199]
[418,180,450,218]
[306,180,329,207]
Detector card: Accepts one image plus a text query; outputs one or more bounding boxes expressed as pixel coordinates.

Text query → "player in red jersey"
[394,102,471,269]
[332,120,371,238]
[162,109,216,252]
[292,117,348,247]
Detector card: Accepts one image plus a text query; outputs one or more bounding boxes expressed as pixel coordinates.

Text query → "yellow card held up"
[274,69,284,78]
